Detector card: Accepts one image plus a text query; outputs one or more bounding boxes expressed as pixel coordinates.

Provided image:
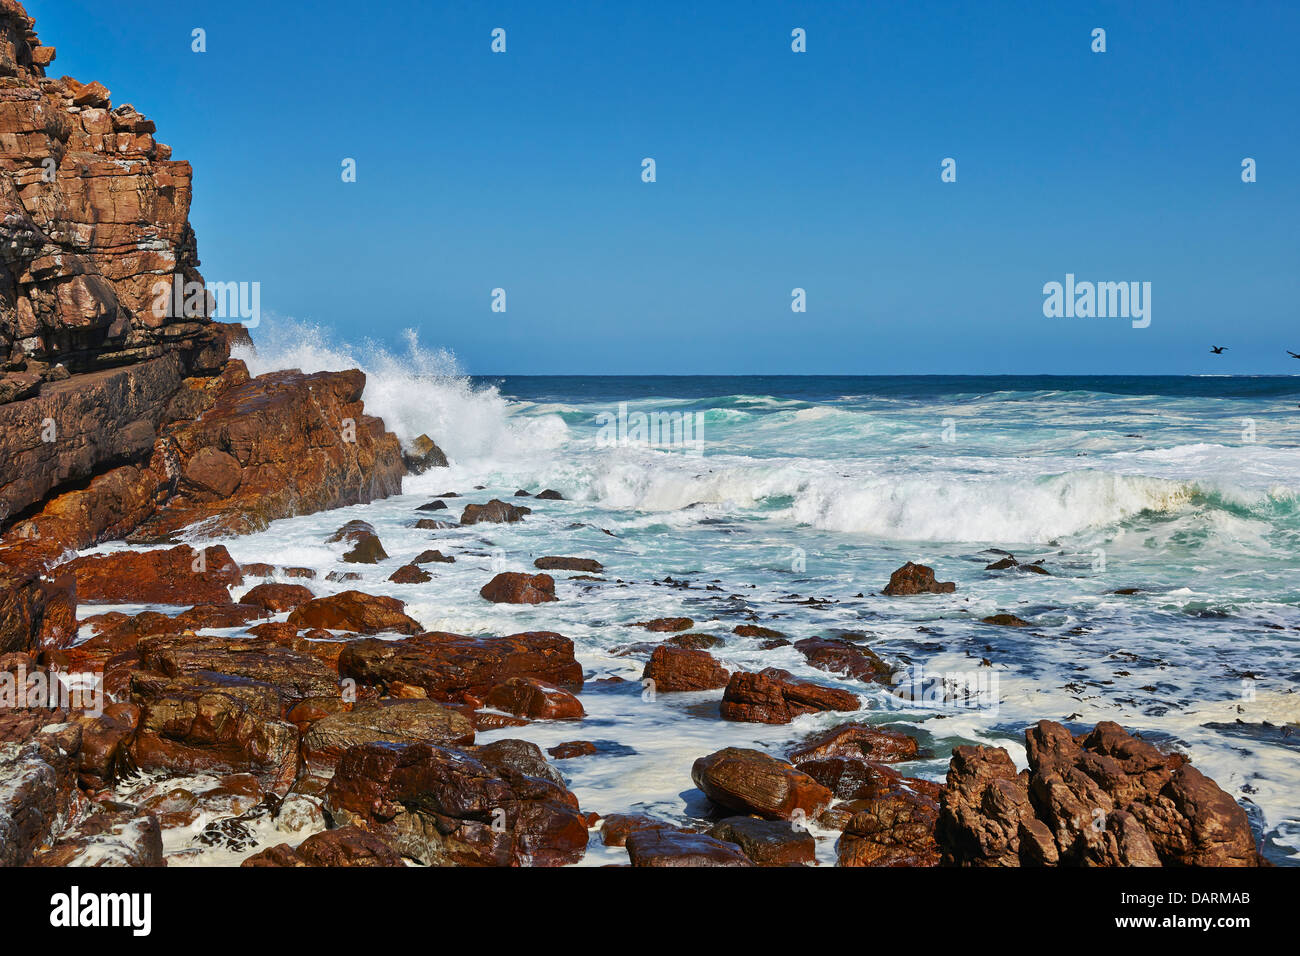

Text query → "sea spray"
[233,320,567,462]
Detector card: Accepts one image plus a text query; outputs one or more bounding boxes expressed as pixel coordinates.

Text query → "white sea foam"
[233,320,566,463]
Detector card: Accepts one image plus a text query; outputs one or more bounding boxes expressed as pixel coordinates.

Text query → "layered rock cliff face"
[0,1,405,655]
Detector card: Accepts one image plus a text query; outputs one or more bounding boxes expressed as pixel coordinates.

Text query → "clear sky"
[28,0,1300,375]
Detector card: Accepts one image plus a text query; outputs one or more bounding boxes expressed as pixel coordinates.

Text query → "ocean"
[96,329,1300,864]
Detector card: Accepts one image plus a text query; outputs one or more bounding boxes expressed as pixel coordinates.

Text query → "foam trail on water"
[233,319,567,463]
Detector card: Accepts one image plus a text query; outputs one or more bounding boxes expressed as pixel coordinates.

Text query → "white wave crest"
[232,320,567,463]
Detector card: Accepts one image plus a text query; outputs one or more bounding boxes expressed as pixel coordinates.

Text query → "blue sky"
[29,0,1300,374]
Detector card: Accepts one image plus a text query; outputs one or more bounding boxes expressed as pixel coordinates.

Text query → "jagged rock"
[323,740,588,866]
[838,789,941,867]
[936,720,1261,867]
[402,434,448,473]
[126,370,404,542]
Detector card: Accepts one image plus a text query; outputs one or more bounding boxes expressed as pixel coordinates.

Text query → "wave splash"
[233,320,566,463]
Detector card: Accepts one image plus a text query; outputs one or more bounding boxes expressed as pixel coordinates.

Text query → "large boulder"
[129,671,300,795]
[936,720,1262,867]
[483,677,584,720]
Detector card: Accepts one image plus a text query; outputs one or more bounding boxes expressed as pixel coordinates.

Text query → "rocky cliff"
[0,0,405,655]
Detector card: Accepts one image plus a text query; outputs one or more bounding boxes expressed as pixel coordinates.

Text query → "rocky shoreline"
[0,0,1270,868]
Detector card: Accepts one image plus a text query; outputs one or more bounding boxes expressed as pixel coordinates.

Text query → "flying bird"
[1210,346,1227,354]
[1289,350,1300,359]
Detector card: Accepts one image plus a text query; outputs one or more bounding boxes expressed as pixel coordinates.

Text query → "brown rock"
[238,582,314,613]
[339,630,582,702]
[286,590,422,635]
[460,499,530,525]
[788,723,922,764]
[838,789,941,867]
[389,563,431,584]
[484,676,584,720]
[61,545,242,605]
[635,617,693,632]
[323,740,588,866]
[733,624,786,639]
[129,671,300,795]
[981,613,1032,627]
[301,699,475,776]
[548,740,597,759]
[641,644,730,693]
[795,636,892,683]
[182,447,242,498]
[935,720,1261,867]
[480,571,556,604]
[413,549,454,564]
[720,668,859,724]
[692,747,832,820]
[242,826,405,867]
[534,556,603,573]
[402,434,448,473]
[625,828,753,867]
[600,813,686,847]
[708,816,816,866]
[882,562,956,596]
